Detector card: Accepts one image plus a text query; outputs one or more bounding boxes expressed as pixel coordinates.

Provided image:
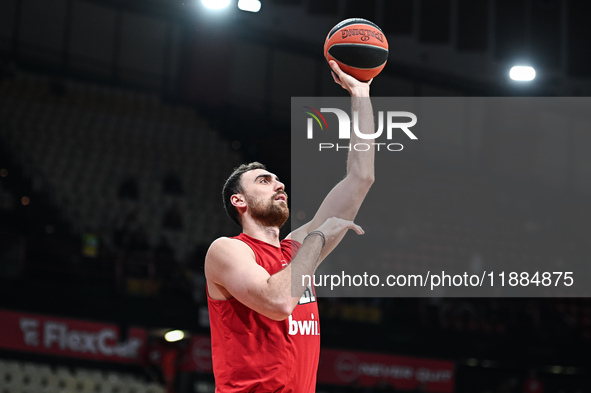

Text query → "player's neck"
[241,219,281,247]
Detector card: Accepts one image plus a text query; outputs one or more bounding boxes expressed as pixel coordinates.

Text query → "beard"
[246,192,290,228]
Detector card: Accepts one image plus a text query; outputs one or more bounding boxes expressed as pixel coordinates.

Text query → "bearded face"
[245,191,289,228]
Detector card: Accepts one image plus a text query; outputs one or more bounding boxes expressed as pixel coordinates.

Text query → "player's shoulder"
[207,236,253,261]
[210,236,236,246]
[205,237,257,280]
[209,236,246,251]
[205,237,256,286]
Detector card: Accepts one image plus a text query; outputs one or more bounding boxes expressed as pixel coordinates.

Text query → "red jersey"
[208,233,320,392]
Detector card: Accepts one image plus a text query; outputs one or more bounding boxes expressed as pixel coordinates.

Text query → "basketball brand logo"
[341,28,385,43]
[303,106,418,152]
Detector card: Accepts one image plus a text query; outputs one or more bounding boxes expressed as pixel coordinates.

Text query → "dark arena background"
[1,1,591,392]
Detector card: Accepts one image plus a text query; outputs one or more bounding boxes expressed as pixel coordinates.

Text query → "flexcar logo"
[18,318,142,359]
[304,106,417,151]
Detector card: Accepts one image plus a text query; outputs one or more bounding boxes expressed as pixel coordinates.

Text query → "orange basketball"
[324,18,389,82]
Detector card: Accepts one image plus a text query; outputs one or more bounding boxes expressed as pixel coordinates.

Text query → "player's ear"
[231,193,246,208]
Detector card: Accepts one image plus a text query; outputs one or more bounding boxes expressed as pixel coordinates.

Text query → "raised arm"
[288,60,375,259]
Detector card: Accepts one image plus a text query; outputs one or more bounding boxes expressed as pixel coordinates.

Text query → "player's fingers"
[329,60,341,73]
[348,223,364,235]
[331,71,341,85]
[329,61,348,81]
[336,219,364,235]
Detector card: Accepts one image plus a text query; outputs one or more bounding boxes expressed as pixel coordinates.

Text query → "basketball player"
[205,60,376,392]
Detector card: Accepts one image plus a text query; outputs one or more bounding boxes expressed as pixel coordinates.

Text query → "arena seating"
[0,71,242,262]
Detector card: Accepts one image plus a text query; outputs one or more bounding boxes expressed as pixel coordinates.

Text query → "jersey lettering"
[288,314,320,336]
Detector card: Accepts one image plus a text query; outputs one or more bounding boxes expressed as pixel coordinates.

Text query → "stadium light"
[238,0,261,12]
[509,65,536,81]
[164,330,185,342]
[202,0,231,10]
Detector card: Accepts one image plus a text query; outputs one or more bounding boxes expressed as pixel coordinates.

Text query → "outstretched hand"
[314,217,364,245]
[329,60,372,97]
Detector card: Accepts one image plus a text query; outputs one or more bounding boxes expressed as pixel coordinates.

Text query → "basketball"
[324,18,389,82]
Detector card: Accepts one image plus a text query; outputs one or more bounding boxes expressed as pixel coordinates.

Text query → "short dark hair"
[222,162,266,227]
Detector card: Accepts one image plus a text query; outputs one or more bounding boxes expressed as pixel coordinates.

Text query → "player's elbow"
[363,173,375,186]
[354,172,375,190]
[266,300,295,321]
[349,168,374,184]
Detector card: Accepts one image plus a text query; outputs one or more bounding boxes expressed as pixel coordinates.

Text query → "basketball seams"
[327,18,383,40]
[328,43,389,51]
[328,64,386,71]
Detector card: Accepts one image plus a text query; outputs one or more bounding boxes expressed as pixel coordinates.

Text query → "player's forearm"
[265,234,324,320]
[347,92,375,183]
